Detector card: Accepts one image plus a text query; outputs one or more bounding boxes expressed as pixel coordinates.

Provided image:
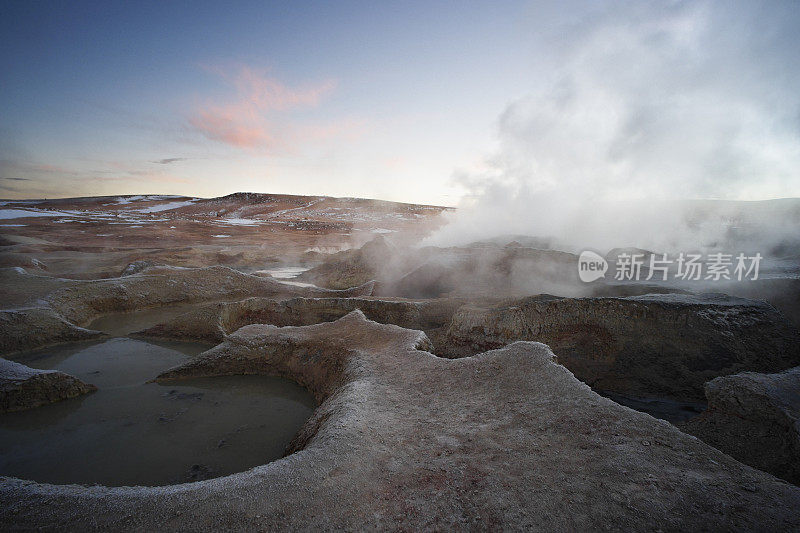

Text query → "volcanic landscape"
[2,193,800,530]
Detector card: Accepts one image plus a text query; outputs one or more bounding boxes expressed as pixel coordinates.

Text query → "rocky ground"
[681,365,800,486]
[4,313,800,530]
[2,193,800,530]
[436,293,800,400]
[0,358,96,414]
[0,193,448,279]
[130,292,800,403]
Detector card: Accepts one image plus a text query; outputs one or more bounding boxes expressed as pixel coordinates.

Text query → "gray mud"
[0,337,316,486]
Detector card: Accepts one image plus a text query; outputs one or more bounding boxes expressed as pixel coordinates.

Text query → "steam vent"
[4,1,800,530]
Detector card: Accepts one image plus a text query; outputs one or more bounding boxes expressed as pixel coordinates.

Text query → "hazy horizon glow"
[1,1,799,206]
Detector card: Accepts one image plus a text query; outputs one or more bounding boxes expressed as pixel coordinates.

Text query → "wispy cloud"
[189,65,337,151]
[151,157,187,165]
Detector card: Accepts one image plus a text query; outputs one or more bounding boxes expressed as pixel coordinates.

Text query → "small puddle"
[252,266,318,288]
[258,266,309,279]
[0,318,317,486]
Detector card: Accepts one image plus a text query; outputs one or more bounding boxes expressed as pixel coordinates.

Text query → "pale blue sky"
[1,1,798,204]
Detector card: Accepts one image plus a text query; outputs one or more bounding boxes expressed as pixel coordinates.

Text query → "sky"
[1,0,799,206]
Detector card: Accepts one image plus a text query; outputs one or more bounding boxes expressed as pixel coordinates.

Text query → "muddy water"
[253,265,318,288]
[0,310,317,487]
[258,266,309,279]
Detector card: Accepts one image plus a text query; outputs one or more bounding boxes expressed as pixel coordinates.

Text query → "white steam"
[430,0,800,254]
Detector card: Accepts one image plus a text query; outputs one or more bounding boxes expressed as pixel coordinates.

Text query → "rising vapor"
[431,0,800,253]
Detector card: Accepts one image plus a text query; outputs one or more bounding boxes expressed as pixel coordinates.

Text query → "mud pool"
[253,265,317,288]
[0,321,317,486]
[256,265,309,279]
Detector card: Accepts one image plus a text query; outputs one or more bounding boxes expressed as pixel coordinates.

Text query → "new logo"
[578,250,608,282]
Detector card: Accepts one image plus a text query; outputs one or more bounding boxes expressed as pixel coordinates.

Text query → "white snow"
[219,218,260,226]
[132,200,196,213]
[144,195,182,201]
[213,234,230,238]
[115,195,145,205]
[305,245,349,254]
[371,228,395,234]
[0,209,77,219]
[115,194,184,204]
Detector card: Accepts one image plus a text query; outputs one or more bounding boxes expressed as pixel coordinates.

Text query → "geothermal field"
[3,1,800,530]
[1,193,800,530]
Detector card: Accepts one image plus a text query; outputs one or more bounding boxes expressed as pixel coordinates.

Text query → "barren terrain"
[2,193,800,531]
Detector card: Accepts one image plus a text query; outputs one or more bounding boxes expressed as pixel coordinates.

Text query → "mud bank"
[438,293,800,400]
[0,358,96,413]
[132,291,800,404]
[45,266,375,326]
[297,237,583,298]
[133,296,464,344]
[0,308,104,356]
[0,266,374,356]
[3,312,799,530]
[681,365,800,485]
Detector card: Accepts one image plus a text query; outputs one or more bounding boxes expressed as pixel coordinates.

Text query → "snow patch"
[0,209,77,219]
[219,218,261,226]
[132,200,196,213]
[115,195,145,205]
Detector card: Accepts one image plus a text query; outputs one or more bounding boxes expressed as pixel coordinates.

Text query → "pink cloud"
[190,66,337,151]
[290,118,368,144]
[190,107,273,149]
[234,66,335,112]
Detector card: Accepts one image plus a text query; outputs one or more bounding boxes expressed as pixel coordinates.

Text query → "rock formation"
[45,265,375,325]
[298,235,396,290]
[681,366,800,485]
[133,290,800,404]
[120,260,160,276]
[133,296,464,344]
[299,237,585,298]
[0,308,104,356]
[438,293,800,400]
[0,358,96,413]
[3,312,798,530]
[0,265,375,355]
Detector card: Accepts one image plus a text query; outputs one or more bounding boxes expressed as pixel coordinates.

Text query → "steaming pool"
[0,310,317,487]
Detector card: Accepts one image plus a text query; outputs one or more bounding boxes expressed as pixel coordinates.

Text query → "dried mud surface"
[3,313,800,531]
